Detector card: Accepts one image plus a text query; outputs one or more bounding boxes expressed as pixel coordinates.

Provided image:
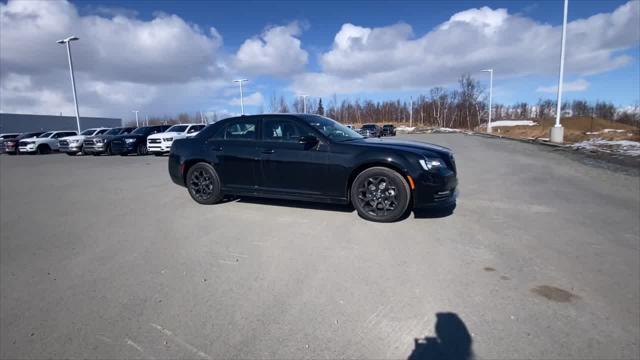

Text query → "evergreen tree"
[317,98,325,116]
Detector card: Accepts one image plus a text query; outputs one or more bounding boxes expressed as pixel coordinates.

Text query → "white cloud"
[233,22,308,77]
[536,78,590,93]
[229,92,264,106]
[291,1,639,96]
[0,0,227,118]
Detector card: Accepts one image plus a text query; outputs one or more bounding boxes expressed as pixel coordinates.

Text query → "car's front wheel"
[136,143,148,156]
[186,162,223,205]
[351,166,411,222]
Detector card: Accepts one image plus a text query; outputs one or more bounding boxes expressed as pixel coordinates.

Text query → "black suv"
[382,124,396,136]
[111,125,170,156]
[168,114,457,222]
[360,124,381,137]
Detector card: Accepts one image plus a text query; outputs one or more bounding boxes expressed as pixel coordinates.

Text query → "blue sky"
[1,0,638,119]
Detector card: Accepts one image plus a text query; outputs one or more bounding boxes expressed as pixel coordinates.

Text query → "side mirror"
[298,135,319,145]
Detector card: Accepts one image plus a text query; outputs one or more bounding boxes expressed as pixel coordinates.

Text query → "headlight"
[163,138,173,142]
[94,139,104,143]
[26,141,35,145]
[124,138,136,143]
[419,158,442,170]
[70,139,80,143]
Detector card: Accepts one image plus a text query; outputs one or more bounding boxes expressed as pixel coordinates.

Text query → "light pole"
[233,79,248,115]
[551,0,569,143]
[132,110,139,127]
[409,96,413,127]
[481,69,493,133]
[57,36,81,133]
[299,94,309,113]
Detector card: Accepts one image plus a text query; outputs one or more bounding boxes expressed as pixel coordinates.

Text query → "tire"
[136,143,148,156]
[36,145,51,155]
[105,144,112,156]
[350,166,411,222]
[186,162,223,205]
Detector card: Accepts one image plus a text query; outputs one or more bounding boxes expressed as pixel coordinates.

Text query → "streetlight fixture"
[233,79,248,115]
[57,36,81,133]
[551,0,569,144]
[299,94,309,113]
[481,69,494,134]
[132,110,139,127]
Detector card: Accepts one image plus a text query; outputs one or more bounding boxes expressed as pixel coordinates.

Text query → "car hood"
[348,137,452,157]
[115,134,144,140]
[60,135,86,141]
[148,132,182,139]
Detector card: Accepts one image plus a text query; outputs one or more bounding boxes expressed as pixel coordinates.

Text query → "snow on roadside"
[572,138,640,156]
[490,120,538,127]
[396,126,416,132]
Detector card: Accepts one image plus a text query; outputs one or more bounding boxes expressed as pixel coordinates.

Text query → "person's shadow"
[408,312,474,360]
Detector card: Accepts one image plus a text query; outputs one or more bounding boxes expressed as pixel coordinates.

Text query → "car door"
[207,118,259,191]
[257,116,328,196]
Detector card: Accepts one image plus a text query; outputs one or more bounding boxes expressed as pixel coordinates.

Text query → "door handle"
[211,145,223,152]
[262,149,275,154]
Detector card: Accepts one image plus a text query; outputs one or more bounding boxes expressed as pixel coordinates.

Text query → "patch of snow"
[603,129,626,133]
[490,120,538,127]
[435,127,464,133]
[572,138,640,156]
[396,126,416,132]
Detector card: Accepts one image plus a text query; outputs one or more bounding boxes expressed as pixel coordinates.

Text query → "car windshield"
[300,115,363,142]
[104,128,122,135]
[383,125,393,128]
[362,124,377,130]
[80,129,96,135]
[167,125,188,133]
[38,132,53,138]
[132,127,152,135]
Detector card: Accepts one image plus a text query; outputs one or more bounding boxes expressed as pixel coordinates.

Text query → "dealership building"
[0,113,122,133]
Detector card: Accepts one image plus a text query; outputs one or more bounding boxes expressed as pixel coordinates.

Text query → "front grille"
[59,140,69,146]
[433,190,453,202]
[18,141,29,146]
[148,139,161,144]
[84,140,95,146]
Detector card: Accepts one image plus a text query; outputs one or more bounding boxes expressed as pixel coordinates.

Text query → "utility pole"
[299,94,309,113]
[481,69,494,133]
[233,79,248,115]
[132,110,139,127]
[57,36,81,133]
[551,0,569,143]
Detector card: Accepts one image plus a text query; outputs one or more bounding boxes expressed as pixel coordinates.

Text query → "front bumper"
[18,144,37,153]
[110,140,136,154]
[148,141,172,153]
[59,144,82,153]
[412,168,458,208]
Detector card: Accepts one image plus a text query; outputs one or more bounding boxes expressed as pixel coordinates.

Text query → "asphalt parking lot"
[1,133,639,359]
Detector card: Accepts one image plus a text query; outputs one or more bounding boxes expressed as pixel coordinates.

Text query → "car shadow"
[227,196,355,213]
[408,312,474,360]
[413,203,456,219]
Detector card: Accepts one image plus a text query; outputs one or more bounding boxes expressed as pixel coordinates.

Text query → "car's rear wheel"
[136,143,147,156]
[186,162,223,205]
[351,166,411,222]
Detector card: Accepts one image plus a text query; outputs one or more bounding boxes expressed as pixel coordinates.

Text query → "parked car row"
[345,124,396,137]
[0,123,206,156]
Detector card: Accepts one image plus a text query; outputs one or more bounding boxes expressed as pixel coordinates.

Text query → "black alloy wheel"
[187,163,223,205]
[351,167,410,222]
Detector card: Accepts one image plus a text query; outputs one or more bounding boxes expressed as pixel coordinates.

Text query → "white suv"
[59,128,110,156]
[18,130,78,154]
[147,124,205,156]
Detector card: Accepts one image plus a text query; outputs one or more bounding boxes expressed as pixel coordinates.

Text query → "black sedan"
[110,125,170,156]
[168,114,457,222]
[360,124,382,137]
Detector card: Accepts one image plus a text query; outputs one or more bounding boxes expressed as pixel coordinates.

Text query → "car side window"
[262,119,307,143]
[213,119,257,140]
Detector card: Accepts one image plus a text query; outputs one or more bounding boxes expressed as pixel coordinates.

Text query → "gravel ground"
[1,133,638,359]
